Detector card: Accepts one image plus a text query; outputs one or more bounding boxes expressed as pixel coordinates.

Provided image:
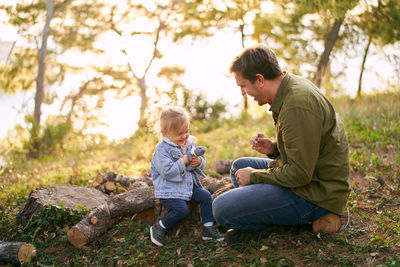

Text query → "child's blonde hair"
[150,105,190,138]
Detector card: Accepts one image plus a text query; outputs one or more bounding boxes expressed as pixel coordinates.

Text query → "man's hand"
[235,167,254,186]
[190,156,202,167]
[250,133,275,155]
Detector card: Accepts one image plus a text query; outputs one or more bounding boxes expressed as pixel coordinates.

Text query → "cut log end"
[0,242,36,266]
[91,216,98,225]
[67,227,88,248]
[18,243,36,264]
[96,174,104,184]
[105,181,116,192]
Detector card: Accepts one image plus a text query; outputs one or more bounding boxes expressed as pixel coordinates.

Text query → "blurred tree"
[175,0,270,115]
[0,0,106,156]
[353,0,400,97]
[253,0,358,90]
[156,65,187,106]
[104,0,193,130]
[156,65,227,126]
[295,0,359,88]
[35,0,53,127]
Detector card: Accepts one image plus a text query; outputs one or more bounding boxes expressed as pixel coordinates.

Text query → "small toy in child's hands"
[186,146,207,177]
[187,146,206,161]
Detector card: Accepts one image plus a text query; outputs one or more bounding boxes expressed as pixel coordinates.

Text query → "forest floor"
[0,93,399,266]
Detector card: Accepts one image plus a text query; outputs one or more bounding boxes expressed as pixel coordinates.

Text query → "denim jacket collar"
[162,135,196,147]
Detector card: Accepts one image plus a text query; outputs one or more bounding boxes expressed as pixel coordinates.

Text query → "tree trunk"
[357,36,372,98]
[239,22,248,115]
[34,0,53,126]
[0,242,36,266]
[313,18,343,87]
[137,77,147,129]
[67,185,154,248]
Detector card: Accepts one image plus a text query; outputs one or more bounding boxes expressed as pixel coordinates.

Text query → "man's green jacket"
[250,73,351,215]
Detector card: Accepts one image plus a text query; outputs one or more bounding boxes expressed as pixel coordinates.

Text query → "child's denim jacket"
[151,135,206,200]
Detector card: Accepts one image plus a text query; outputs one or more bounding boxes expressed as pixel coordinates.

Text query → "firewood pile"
[94,172,152,195]
[8,170,232,252]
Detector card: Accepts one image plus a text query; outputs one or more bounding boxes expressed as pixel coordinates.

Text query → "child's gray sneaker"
[150,221,167,246]
[202,225,224,241]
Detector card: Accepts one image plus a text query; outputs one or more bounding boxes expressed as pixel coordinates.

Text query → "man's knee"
[212,195,228,224]
[231,158,243,173]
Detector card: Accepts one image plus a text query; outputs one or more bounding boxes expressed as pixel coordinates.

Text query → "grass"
[0,93,399,266]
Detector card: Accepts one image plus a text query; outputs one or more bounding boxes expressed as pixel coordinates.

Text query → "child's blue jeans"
[212,157,329,231]
[160,184,214,229]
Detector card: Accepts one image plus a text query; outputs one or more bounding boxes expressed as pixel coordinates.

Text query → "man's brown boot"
[312,213,341,234]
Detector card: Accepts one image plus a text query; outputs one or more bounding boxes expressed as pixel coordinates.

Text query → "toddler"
[149,106,224,246]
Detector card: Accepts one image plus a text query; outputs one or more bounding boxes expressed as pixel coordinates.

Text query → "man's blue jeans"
[212,157,329,231]
[160,184,214,229]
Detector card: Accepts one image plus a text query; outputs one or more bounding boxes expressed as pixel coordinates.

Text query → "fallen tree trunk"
[0,242,36,266]
[67,184,154,247]
[16,185,109,225]
[67,176,229,248]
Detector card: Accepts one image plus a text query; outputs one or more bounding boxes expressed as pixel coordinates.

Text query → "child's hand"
[182,154,190,165]
[190,156,202,167]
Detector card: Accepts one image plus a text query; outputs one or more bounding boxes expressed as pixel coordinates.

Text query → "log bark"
[213,160,234,174]
[0,242,36,266]
[154,199,201,235]
[16,185,109,225]
[116,176,141,187]
[95,172,117,184]
[67,184,154,247]
[200,176,231,194]
[95,172,151,190]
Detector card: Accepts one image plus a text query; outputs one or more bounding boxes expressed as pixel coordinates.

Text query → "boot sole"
[202,236,224,241]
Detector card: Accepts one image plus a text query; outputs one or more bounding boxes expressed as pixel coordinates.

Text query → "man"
[212,44,350,245]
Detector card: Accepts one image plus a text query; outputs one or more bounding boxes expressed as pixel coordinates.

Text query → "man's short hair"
[230,44,282,82]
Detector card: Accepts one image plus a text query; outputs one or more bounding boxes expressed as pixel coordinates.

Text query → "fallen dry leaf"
[175,228,181,236]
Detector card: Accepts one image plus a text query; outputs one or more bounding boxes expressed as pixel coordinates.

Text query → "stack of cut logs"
[94,172,152,194]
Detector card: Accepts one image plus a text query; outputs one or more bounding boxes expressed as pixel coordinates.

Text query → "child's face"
[164,122,189,147]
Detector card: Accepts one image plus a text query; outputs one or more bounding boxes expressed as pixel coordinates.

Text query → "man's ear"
[256,74,264,86]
